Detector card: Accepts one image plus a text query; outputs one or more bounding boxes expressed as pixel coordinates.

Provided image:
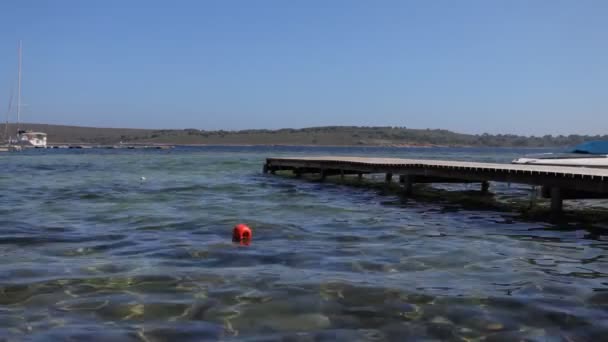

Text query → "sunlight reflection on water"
[0,146,606,340]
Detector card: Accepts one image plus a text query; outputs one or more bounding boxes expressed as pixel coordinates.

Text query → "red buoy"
[233,224,252,244]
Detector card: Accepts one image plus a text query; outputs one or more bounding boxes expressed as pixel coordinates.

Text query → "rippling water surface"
[1,146,607,341]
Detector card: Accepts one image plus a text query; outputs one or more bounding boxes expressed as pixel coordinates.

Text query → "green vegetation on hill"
[2,123,606,147]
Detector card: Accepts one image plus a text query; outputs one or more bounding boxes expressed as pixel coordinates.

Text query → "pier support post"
[340,169,345,180]
[385,173,393,184]
[294,168,302,178]
[550,187,562,215]
[358,173,363,180]
[400,175,413,195]
[529,186,538,208]
[320,169,327,182]
[481,181,490,194]
[263,164,269,174]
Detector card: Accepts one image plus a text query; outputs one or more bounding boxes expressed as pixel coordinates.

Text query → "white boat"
[15,129,47,147]
[512,141,608,168]
[6,41,47,148]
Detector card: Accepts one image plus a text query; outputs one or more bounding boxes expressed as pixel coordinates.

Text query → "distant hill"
[1,123,152,145]
[1,123,606,147]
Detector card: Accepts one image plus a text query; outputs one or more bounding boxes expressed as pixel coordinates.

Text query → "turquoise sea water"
[1,146,607,341]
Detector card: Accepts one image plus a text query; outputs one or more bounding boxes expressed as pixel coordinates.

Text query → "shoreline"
[43,142,555,149]
[4,123,591,150]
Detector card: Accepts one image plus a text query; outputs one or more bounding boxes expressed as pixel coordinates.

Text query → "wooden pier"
[264,156,608,214]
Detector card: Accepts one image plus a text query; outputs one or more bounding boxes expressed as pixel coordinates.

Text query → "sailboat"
[10,40,47,148]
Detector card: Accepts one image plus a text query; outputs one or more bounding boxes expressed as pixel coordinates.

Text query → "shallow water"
[1,146,607,341]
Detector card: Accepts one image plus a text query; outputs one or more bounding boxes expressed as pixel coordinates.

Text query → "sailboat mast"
[4,88,13,143]
[16,40,22,132]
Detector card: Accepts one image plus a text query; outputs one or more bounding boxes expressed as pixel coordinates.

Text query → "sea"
[1,146,607,341]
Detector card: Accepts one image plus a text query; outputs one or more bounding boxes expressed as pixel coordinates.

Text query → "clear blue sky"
[1,0,606,135]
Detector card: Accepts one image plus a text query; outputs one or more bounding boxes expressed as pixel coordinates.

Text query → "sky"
[0,0,606,136]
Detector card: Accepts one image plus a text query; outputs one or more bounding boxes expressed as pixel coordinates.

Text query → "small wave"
[0,233,126,246]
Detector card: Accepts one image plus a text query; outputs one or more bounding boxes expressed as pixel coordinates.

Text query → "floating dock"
[24,144,174,150]
[264,156,608,214]
[1,144,174,152]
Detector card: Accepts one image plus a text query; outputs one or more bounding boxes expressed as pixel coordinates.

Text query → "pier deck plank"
[267,156,608,179]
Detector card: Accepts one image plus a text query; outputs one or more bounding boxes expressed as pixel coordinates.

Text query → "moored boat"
[512,141,608,168]
[15,130,47,147]
[4,41,48,149]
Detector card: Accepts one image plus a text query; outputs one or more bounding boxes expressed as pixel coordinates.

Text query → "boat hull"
[15,131,47,148]
[512,156,608,168]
